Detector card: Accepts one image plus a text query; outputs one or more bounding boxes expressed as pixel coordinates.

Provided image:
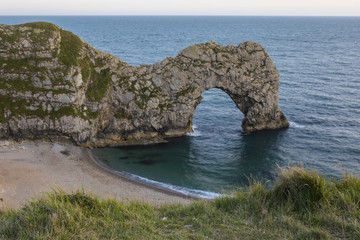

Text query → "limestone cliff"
[0,22,289,147]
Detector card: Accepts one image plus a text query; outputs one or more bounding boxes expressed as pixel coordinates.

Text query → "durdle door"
[0,22,289,147]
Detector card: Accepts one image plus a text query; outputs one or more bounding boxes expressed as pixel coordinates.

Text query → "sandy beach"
[0,141,192,210]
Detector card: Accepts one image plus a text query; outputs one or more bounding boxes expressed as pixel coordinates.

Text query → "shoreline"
[83,147,208,200]
[0,141,193,210]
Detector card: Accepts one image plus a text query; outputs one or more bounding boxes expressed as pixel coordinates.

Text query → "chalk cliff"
[0,22,289,147]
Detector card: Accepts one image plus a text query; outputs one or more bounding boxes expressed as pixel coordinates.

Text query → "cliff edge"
[0,22,289,147]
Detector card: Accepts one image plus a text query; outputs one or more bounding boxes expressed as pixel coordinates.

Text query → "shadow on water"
[235,129,288,182]
[184,129,287,191]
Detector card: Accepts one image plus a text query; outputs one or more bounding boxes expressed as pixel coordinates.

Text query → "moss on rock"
[114,108,134,120]
[0,95,81,123]
[176,85,196,98]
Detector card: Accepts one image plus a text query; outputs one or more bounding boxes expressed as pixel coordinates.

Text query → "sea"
[1,16,359,198]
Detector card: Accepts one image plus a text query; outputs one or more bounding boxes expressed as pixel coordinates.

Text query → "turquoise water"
[1,16,360,196]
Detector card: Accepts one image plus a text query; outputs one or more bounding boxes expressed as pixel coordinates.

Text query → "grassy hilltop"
[0,166,359,239]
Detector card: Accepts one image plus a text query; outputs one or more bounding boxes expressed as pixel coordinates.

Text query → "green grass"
[58,29,83,67]
[85,68,112,102]
[19,22,59,31]
[1,166,359,239]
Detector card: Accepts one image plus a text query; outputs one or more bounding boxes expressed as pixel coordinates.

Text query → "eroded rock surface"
[0,22,289,147]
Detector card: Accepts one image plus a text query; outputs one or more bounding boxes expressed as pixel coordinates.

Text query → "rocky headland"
[0,22,289,147]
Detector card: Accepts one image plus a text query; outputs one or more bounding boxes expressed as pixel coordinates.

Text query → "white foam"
[289,121,305,129]
[186,125,202,137]
[121,171,221,199]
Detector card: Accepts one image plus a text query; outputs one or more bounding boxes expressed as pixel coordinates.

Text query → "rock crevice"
[0,22,289,147]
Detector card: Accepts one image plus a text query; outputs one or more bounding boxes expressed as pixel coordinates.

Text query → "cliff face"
[0,22,289,147]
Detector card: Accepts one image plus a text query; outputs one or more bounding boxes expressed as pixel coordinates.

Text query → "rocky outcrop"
[0,22,289,147]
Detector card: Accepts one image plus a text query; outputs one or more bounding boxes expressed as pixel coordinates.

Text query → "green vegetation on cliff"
[0,95,77,123]
[0,22,104,125]
[20,22,59,31]
[176,85,197,98]
[0,77,73,94]
[85,68,112,102]
[114,108,134,120]
[1,166,359,239]
[0,95,98,124]
[59,29,83,67]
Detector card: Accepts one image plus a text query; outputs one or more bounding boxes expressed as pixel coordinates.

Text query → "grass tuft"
[270,165,326,211]
[331,172,360,212]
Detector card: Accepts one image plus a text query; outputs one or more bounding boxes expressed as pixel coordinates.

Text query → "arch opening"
[189,88,244,136]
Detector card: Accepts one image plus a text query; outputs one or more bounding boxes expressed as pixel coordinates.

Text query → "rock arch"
[0,22,289,146]
[105,41,289,142]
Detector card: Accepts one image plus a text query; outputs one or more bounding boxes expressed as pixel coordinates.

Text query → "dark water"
[2,16,360,197]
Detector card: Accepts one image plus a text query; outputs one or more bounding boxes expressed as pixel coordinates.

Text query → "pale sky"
[1,0,360,16]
